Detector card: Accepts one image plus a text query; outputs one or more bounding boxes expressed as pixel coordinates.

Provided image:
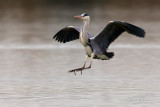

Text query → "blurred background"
[0,0,159,47]
[0,0,160,107]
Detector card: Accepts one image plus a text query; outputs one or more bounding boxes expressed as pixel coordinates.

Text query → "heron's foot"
[85,65,91,69]
[68,66,92,75]
[68,67,85,75]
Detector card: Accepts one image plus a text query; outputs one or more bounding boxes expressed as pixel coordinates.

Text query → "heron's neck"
[82,19,90,34]
[80,18,90,46]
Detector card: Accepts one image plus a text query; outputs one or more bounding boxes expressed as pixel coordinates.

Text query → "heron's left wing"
[53,26,93,43]
[53,26,80,43]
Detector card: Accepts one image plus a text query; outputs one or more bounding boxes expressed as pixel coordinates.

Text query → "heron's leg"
[82,55,88,68]
[80,55,88,74]
[86,53,94,69]
[68,55,88,75]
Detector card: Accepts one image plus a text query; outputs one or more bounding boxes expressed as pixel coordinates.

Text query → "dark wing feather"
[94,21,145,50]
[53,26,80,43]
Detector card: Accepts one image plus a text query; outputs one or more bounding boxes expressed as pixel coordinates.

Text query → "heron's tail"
[104,52,114,59]
[94,52,114,60]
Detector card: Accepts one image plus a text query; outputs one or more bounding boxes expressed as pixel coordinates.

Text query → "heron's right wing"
[53,26,80,43]
[94,21,145,50]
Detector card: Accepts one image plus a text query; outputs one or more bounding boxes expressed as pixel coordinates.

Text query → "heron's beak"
[74,15,82,18]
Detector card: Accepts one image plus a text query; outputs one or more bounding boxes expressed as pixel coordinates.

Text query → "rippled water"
[0,48,160,107]
[0,5,160,107]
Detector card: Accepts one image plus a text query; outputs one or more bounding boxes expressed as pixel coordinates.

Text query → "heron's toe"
[68,70,76,75]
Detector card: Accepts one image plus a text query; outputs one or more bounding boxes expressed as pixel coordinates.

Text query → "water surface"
[0,5,160,107]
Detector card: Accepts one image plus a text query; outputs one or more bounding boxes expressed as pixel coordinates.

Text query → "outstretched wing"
[94,21,145,50]
[53,26,80,43]
[53,26,94,43]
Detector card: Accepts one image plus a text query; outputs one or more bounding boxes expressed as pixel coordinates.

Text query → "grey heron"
[53,13,145,75]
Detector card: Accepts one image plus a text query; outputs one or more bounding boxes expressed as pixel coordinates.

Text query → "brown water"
[0,6,160,107]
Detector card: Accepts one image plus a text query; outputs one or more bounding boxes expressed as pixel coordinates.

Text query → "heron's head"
[74,13,90,21]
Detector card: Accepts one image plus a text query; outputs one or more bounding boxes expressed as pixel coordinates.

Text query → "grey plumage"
[53,26,93,43]
[53,26,79,43]
[53,13,145,74]
[93,21,145,51]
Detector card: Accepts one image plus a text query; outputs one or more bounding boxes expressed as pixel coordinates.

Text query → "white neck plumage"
[80,17,90,46]
[82,18,90,34]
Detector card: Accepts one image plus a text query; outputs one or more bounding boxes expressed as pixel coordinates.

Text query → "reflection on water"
[0,4,160,107]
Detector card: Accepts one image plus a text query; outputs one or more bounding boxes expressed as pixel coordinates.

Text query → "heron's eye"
[81,13,88,17]
[84,13,88,16]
